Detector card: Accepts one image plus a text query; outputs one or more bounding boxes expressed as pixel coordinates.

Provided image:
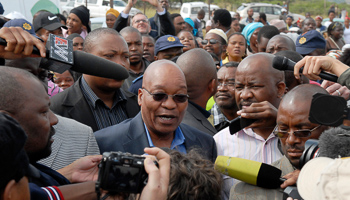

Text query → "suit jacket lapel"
[188,103,217,134]
[123,113,149,154]
[62,80,98,131]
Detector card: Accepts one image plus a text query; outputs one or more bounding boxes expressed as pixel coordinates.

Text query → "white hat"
[298,157,350,200]
[207,28,228,43]
[281,8,287,12]
[342,44,350,52]
[4,11,26,20]
[289,27,300,32]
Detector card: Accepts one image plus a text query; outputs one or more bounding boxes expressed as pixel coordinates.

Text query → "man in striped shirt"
[214,53,286,199]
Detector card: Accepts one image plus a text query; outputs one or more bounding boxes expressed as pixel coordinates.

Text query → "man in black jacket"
[50,28,140,132]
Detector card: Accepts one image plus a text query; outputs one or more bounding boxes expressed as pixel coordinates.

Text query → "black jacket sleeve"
[113,14,128,32]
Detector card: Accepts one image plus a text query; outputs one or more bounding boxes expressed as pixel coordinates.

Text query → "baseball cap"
[33,11,67,33]
[154,35,184,55]
[3,18,41,39]
[0,112,36,189]
[298,157,350,200]
[296,30,326,55]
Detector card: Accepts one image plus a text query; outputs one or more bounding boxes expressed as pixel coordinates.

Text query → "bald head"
[280,84,328,108]
[266,35,296,54]
[120,26,141,38]
[176,48,217,100]
[143,60,186,89]
[0,66,40,114]
[238,53,284,83]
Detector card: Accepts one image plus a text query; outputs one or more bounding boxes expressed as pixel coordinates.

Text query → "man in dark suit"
[95,60,217,162]
[50,28,140,132]
[176,49,218,136]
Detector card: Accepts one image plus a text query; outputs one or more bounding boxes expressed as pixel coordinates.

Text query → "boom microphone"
[273,56,338,82]
[0,34,129,80]
[215,156,285,189]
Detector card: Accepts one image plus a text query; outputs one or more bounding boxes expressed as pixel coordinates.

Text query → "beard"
[130,59,141,66]
[27,127,55,163]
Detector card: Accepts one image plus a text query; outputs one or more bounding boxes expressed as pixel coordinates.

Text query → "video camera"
[95,151,150,197]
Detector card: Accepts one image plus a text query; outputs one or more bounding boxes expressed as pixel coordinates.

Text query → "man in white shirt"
[214,53,286,199]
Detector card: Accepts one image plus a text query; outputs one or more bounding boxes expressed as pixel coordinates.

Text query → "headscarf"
[184,18,198,36]
[70,5,91,33]
[241,22,263,46]
[106,8,120,18]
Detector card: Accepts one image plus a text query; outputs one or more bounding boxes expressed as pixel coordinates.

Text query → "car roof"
[242,2,279,6]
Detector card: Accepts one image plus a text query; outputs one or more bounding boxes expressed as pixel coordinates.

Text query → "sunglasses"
[273,125,321,138]
[142,88,189,103]
[201,39,221,45]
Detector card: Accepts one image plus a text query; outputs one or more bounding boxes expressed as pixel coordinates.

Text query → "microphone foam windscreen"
[272,56,288,71]
[318,127,350,158]
[71,51,129,80]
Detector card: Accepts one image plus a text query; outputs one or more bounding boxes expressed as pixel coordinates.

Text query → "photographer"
[230,84,330,200]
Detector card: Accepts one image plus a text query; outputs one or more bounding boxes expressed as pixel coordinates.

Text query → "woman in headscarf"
[241,22,263,54]
[326,22,345,52]
[63,5,90,38]
[106,8,119,28]
[184,18,198,37]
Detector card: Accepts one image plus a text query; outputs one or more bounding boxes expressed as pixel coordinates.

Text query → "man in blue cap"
[154,34,184,60]
[3,18,41,40]
[296,30,326,56]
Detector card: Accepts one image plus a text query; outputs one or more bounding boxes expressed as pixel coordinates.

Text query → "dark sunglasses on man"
[273,125,321,138]
[142,88,189,103]
[201,39,221,45]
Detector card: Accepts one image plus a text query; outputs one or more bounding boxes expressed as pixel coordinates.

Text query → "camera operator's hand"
[280,169,300,189]
[321,80,350,100]
[294,56,349,80]
[57,155,102,183]
[139,147,170,200]
[237,101,278,129]
[0,27,46,59]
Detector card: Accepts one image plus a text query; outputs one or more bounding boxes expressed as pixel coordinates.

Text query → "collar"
[143,123,186,149]
[62,27,88,39]
[129,58,149,76]
[238,128,278,141]
[211,103,233,126]
[80,76,126,109]
[189,100,211,118]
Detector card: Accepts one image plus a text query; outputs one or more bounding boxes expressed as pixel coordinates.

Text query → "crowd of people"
[1,0,350,199]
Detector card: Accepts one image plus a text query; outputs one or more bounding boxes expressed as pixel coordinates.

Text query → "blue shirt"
[144,123,187,153]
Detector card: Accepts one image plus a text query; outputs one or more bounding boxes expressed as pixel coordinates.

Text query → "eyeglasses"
[274,125,321,138]
[217,81,235,88]
[201,39,221,45]
[134,19,148,24]
[142,88,189,103]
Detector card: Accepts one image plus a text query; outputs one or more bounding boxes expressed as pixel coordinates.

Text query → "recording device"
[299,139,319,169]
[229,116,257,134]
[309,93,349,126]
[214,156,285,189]
[96,152,149,195]
[272,56,338,82]
[0,34,129,80]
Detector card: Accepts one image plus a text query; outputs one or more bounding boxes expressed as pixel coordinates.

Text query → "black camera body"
[96,151,148,194]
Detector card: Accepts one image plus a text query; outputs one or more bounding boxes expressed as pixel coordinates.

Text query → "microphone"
[318,127,350,158]
[0,34,129,80]
[215,156,285,189]
[273,56,338,82]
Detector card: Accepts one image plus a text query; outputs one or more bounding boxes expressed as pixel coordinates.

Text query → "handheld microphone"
[0,34,129,80]
[273,56,338,82]
[215,156,285,189]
